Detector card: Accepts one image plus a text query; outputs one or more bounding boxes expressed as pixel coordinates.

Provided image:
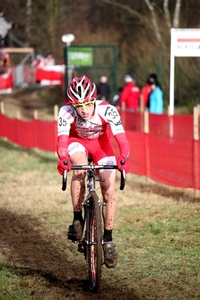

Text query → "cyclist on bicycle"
[57,75,130,268]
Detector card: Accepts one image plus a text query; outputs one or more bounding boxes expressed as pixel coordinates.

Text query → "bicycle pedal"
[71,240,78,244]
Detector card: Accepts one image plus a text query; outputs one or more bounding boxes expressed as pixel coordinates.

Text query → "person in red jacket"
[140,73,162,111]
[117,75,140,111]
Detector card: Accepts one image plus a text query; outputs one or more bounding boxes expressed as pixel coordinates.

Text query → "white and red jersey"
[58,100,125,139]
[57,100,130,161]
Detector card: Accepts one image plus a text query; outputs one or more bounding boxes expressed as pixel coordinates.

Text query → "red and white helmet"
[67,75,97,104]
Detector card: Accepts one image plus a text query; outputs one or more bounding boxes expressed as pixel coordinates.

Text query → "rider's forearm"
[114,132,130,159]
[57,135,69,159]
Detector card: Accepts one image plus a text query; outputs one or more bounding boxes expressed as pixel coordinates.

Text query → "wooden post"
[34,110,38,119]
[144,109,149,134]
[16,110,21,119]
[0,101,5,114]
[144,110,150,182]
[193,106,199,140]
[140,95,144,114]
[33,110,38,150]
[140,95,144,132]
[54,105,59,121]
[0,101,7,141]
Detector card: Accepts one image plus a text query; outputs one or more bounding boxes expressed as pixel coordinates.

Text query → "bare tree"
[144,0,162,42]
[100,0,143,22]
[173,0,181,28]
[163,0,171,29]
[26,0,32,46]
[46,0,59,54]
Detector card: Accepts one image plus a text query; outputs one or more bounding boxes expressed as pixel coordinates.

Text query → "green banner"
[68,47,93,66]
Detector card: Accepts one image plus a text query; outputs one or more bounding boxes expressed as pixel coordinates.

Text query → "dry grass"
[0,138,200,299]
[0,87,200,299]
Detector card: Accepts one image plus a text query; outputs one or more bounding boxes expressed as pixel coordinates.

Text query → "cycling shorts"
[68,136,116,166]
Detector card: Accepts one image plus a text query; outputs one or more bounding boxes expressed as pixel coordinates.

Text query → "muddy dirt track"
[0,208,138,300]
[0,88,137,299]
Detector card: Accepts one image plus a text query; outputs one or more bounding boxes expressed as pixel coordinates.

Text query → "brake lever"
[120,160,126,190]
[62,160,68,191]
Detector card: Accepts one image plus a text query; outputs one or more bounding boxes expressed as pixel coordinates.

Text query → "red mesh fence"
[0,114,57,151]
[34,120,57,152]
[16,119,34,148]
[149,113,169,137]
[171,114,193,139]
[0,111,200,190]
[193,140,200,190]
[0,114,17,143]
[146,134,194,188]
[119,112,193,139]
[119,111,143,132]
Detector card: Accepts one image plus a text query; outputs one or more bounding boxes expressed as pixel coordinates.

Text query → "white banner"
[172,29,200,57]
[169,28,200,116]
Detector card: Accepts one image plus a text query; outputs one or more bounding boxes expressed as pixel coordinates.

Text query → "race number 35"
[58,117,67,126]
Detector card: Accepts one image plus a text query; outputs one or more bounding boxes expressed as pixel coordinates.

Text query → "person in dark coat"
[96,76,111,101]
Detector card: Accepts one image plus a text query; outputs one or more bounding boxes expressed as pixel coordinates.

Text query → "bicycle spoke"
[86,192,103,292]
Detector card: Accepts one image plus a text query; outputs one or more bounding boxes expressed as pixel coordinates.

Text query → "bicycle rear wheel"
[86,191,103,292]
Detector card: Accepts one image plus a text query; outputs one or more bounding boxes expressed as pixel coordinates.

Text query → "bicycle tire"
[86,191,103,292]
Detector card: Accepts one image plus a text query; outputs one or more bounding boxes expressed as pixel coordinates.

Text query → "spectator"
[117,75,140,111]
[148,73,162,89]
[32,54,46,68]
[149,81,163,114]
[0,49,10,74]
[140,73,162,111]
[44,53,55,66]
[31,54,46,84]
[112,87,123,107]
[0,12,16,47]
[96,76,111,101]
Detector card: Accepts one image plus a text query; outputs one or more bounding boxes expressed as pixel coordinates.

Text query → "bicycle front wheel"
[86,191,103,292]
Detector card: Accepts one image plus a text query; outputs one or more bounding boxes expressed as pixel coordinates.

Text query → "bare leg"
[100,170,117,230]
[70,152,88,211]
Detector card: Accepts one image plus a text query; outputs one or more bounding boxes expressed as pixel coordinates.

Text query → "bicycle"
[61,155,126,292]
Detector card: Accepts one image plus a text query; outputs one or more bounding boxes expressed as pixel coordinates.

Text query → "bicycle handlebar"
[62,165,126,191]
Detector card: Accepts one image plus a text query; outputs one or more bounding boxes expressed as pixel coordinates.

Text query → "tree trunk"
[144,0,162,42]
[163,0,171,29]
[173,0,181,28]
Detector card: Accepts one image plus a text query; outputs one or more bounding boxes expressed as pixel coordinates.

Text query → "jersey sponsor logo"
[77,115,85,123]
[63,108,75,119]
[75,122,104,139]
[115,127,124,133]
[104,107,121,125]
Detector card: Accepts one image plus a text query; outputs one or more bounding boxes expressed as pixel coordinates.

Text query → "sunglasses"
[72,99,96,108]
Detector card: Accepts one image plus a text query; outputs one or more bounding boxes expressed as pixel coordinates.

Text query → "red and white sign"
[169,28,200,116]
[35,65,65,87]
[172,29,200,57]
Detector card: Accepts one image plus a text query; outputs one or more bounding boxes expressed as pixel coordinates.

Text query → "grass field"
[0,85,199,299]
[0,137,200,300]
